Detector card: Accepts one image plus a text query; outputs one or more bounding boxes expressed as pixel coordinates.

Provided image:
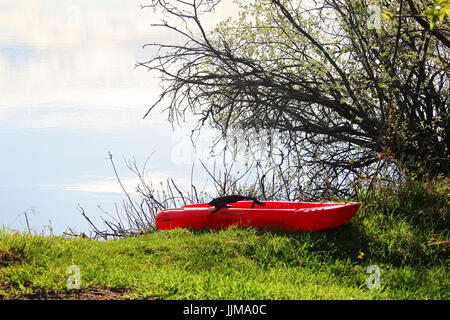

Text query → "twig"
[107,152,141,216]
[24,210,31,234]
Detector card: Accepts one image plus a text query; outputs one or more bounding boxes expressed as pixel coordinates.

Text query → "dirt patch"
[0,249,25,267]
[7,287,161,300]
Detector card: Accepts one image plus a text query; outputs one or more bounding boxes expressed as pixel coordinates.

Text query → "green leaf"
[381,9,394,20]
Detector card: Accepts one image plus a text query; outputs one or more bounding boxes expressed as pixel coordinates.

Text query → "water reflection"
[0,1,181,234]
[0,0,236,235]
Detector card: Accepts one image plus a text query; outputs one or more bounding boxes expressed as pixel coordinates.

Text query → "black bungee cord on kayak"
[208,195,265,213]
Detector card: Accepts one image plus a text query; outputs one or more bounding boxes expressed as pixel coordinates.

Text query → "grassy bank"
[0,178,448,300]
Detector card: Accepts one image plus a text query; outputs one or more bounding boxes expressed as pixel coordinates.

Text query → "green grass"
[0,178,448,300]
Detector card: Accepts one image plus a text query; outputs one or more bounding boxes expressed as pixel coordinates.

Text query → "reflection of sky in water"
[0,42,38,69]
[0,0,236,235]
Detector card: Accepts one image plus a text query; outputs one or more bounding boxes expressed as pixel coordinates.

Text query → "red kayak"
[155,199,360,231]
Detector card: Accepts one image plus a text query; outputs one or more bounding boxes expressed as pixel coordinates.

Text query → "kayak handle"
[208,195,265,213]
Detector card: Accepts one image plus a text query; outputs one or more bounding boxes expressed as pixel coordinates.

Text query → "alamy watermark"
[170,128,281,168]
[366,265,381,290]
[224,128,281,169]
[66,5,82,30]
[66,265,81,290]
[367,5,382,31]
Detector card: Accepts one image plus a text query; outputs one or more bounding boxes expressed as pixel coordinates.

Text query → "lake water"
[0,0,237,235]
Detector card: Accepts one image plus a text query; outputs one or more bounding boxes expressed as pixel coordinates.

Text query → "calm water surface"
[0,0,232,234]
